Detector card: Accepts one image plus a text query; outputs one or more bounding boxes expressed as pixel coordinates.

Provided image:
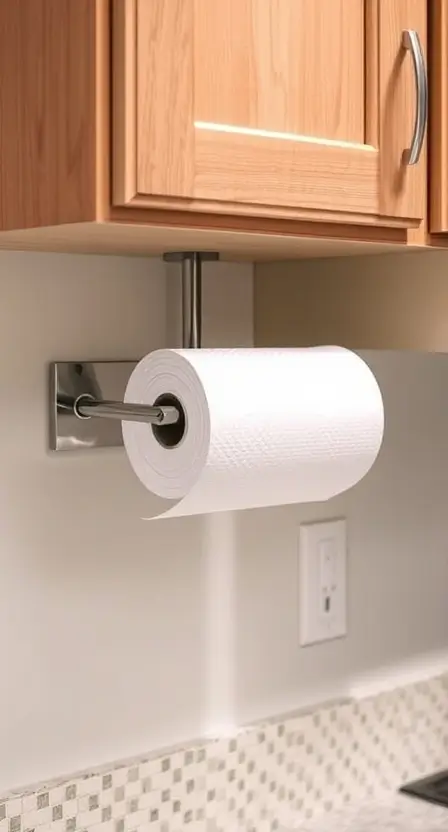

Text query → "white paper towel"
[122,347,384,518]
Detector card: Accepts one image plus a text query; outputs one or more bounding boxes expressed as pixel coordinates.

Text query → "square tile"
[65,785,76,802]
[52,805,63,821]
[5,801,21,819]
[142,778,151,794]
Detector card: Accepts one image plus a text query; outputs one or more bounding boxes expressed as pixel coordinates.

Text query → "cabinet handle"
[402,29,428,165]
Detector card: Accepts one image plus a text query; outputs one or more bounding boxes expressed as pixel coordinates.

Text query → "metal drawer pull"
[402,29,428,165]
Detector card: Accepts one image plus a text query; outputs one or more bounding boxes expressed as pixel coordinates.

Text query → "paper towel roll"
[122,347,384,518]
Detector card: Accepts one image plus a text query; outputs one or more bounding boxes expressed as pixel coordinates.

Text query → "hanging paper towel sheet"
[122,347,384,518]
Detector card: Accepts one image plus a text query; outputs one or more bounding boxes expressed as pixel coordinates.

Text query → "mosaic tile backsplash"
[1,674,447,832]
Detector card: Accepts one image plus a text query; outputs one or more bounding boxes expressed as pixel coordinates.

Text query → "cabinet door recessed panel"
[194,0,365,144]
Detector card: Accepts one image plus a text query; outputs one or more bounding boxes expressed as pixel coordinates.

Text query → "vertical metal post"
[164,252,219,349]
[182,253,202,348]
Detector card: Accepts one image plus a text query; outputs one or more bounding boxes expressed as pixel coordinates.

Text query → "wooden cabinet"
[113,0,427,230]
[0,0,432,259]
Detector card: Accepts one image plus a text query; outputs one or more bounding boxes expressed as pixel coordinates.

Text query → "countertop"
[288,792,448,831]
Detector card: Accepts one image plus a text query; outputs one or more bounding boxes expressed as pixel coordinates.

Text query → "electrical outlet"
[299,519,347,646]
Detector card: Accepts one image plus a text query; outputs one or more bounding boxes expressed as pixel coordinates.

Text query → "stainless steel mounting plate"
[50,361,137,451]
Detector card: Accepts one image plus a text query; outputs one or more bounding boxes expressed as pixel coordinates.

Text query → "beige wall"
[1,251,448,794]
[254,250,448,351]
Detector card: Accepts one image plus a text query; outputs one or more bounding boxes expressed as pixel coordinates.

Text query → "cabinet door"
[113,0,426,228]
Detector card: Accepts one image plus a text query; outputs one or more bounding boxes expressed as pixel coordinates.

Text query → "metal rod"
[164,251,218,348]
[75,396,180,425]
[182,253,202,348]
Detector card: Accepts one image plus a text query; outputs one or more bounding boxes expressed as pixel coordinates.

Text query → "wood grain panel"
[109,208,406,242]
[113,0,137,205]
[117,195,416,228]
[429,1,448,232]
[365,0,380,148]
[379,0,426,221]
[0,0,99,230]
[194,129,380,215]
[95,0,110,220]
[136,0,194,197]
[194,0,365,143]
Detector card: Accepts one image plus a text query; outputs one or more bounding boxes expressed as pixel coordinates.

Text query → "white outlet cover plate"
[299,519,347,647]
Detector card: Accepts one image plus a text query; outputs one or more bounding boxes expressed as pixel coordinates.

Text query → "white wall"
[235,349,448,720]
[1,251,448,793]
[0,252,252,791]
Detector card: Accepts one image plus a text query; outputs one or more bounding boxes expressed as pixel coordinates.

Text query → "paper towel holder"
[49,251,218,451]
